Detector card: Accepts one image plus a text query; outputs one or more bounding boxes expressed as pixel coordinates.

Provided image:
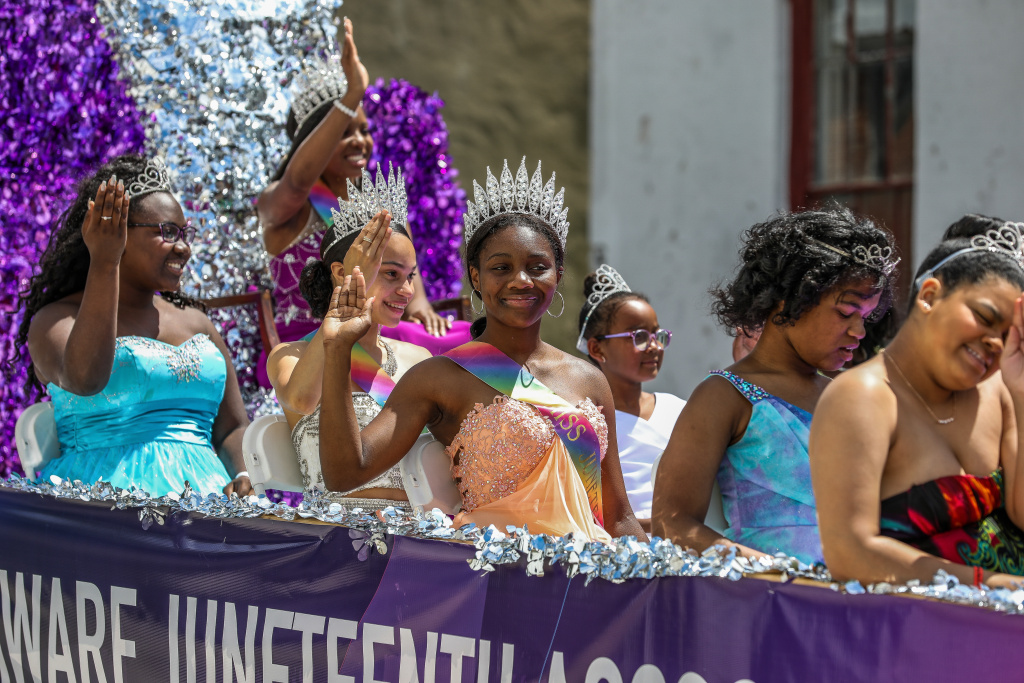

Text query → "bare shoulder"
[388,339,433,365]
[818,357,896,427]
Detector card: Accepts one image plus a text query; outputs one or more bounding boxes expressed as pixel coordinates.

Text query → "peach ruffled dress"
[446,395,613,543]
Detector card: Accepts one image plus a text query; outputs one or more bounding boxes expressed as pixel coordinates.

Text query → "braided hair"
[7,154,202,396]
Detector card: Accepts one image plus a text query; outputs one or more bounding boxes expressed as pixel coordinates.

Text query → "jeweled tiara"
[463,157,569,249]
[576,264,632,353]
[915,222,1024,291]
[322,163,408,256]
[808,238,900,276]
[291,51,350,132]
[126,157,173,198]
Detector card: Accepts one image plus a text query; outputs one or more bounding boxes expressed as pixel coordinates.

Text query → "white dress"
[291,393,407,510]
[614,392,686,519]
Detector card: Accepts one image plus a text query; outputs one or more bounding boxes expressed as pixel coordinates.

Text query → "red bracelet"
[973,566,985,587]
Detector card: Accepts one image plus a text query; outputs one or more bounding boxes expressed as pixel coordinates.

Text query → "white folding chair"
[241,414,304,494]
[650,452,727,534]
[14,402,60,481]
[399,433,462,515]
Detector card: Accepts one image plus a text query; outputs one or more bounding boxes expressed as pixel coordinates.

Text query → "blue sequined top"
[709,370,823,564]
[40,334,231,496]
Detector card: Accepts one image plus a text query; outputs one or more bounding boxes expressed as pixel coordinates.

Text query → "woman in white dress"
[267,169,430,511]
[576,265,684,533]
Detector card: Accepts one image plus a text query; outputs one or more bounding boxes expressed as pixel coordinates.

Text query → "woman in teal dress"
[12,154,251,497]
[652,206,898,564]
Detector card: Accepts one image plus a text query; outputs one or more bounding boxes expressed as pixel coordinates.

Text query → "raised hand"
[322,267,374,346]
[342,210,392,290]
[82,175,129,267]
[1002,296,1024,397]
[339,17,369,110]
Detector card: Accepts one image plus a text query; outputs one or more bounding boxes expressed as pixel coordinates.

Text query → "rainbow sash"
[350,343,396,408]
[444,341,604,525]
[309,179,338,228]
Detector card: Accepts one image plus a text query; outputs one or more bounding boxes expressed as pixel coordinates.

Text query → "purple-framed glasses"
[595,328,672,351]
[128,221,197,245]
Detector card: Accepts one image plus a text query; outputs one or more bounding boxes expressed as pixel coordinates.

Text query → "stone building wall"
[344,0,591,351]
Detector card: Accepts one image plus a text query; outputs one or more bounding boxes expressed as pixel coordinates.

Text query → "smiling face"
[367,233,417,328]
[780,277,883,371]
[917,275,1021,389]
[324,108,373,180]
[469,223,562,329]
[593,298,665,384]
[120,191,190,292]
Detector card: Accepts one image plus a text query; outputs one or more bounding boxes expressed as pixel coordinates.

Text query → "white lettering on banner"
[185,596,198,683]
[46,578,76,683]
[546,652,755,683]
[326,617,357,683]
[361,623,394,683]
[291,612,325,683]
[205,600,218,683]
[261,609,293,683]
[439,635,474,683]
[169,595,180,683]
[397,628,438,683]
[75,581,106,683]
[222,602,258,683]
[476,639,489,683]
[109,586,136,683]
[0,571,42,683]
[548,652,566,683]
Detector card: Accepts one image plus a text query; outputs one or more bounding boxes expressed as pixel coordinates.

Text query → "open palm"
[322,267,374,345]
[1001,297,1024,397]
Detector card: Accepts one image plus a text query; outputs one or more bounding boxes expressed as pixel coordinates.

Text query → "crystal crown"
[463,157,569,248]
[323,163,409,256]
[971,223,1024,269]
[809,238,900,277]
[291,51,349,132]
[126,157,173,198]
[576,264,632,353]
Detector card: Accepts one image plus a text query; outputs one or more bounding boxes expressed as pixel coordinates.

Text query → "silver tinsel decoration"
[6,475,1024,614]
[98,0,343,415]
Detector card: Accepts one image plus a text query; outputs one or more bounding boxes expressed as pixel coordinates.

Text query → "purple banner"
[3,487,1024,682]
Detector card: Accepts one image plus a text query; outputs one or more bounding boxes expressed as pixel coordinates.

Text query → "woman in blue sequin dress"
[12,154,251,497]
[652,207,897,564]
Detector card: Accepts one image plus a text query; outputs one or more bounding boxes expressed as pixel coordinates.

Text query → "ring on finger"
[101,216,113,221]
[362,235,373,242]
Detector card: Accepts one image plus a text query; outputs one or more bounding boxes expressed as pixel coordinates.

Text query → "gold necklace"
[883,351,955,425]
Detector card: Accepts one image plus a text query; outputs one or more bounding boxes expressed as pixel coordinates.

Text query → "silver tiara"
[809,238,900,276]
[914,223,1024,292]
[126,157,173,198]
[463,157,569,248]
[291,51,350,132]
[322,163,409,255]
[576,264,632,353]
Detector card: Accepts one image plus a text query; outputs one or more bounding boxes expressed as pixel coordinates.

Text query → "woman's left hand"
[323,268,374,345]
[404,300,453,337]
[223,474,253,497]
[1002,296,1024,397]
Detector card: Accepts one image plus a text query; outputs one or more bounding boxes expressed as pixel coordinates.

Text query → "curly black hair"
[298,220,411,319]
[943,213,1006,241]
[6,154,201,397]
[711,204,898,334]
[577,275,650,363]
[464,213,565,339]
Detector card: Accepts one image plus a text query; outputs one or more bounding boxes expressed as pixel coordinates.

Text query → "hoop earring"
[547,291,565,318]
[471,289,485,315]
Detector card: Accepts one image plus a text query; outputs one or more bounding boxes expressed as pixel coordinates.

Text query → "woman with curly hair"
[11,154,251,497]
[652,206,897,563]
[811,228,1024,586]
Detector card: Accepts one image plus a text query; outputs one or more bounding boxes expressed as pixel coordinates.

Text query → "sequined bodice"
[268,208,325,328]
[47,335,225,453]
[292,393,405,494]
[447,396,608,513]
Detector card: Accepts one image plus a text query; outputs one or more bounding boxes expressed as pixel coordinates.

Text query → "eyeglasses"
[595,328,672,351]
[128,221,197,245]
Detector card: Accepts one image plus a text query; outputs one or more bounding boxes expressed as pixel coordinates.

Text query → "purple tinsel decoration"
[364,78,466,301]
[0,0,146,476]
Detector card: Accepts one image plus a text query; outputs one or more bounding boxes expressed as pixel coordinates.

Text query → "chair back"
[14,402,60,481]
[650,452,727,535]
[242,414,303,494]
[399,434,462,514]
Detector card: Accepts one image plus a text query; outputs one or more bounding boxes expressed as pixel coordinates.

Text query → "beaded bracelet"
[333,99,359,118]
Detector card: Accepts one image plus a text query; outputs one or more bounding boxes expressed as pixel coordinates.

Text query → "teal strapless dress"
[40,334,231,496]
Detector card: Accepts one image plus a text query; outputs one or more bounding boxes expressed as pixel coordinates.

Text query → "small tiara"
[576,264,631,354]
[126,157,173,198]
[322,163,409,255]
[291,51,349,132]
[970,223,1024,267]
[808,238,900,276]
[463,157,569,249]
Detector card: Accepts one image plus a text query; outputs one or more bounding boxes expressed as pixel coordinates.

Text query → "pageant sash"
[309,179,338,227]
[444,341,604,525]
[350,342,396,409]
